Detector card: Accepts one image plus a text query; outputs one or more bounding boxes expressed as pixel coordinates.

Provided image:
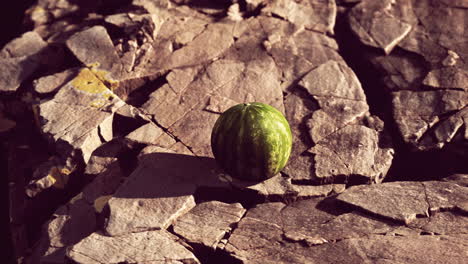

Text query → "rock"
[105,146,229,236]
[224,192,467,263]
[283,60,393,183]
[33,68,79,94]
[408,210,468,235]
[392,90,467,150]
[0,31,47,58]
[66,26,125,82]
[336,181,468,224]
[142,57,284,157]
[173,201,246,249]
[350,0,468,158]
[349,0,414,54]
[442,174,468,187]
[262,0,337,34]
[125,122,165,145]
[0,57,41,93]
[37,67,125,164]
[232,175,345,199]
[67,230,200,264]
[30,161,124,263]
[0,31,49,92]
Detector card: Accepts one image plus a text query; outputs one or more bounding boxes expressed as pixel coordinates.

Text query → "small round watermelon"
[211,102,292,181]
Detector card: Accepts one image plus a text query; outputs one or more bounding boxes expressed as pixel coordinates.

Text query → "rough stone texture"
[350,0,468,156]
[232,175,345,199]
[33,68,79,94]
[0,31,49,92]
[225,186,468,263]
[349,0,414,54]
[4,0,467,263]
[105,146,229,236]
[173,201,246,249]
[67,230,200,264]
[336,181,468,224]
[283,60,393,183]
[66,26,125,81]
[36,67,125,163]
[30,161,124,263]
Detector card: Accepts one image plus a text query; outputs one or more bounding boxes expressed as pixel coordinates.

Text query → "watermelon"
[211,102,292,181]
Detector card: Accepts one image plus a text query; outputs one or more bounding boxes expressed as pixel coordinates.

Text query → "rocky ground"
[1,0,467,263]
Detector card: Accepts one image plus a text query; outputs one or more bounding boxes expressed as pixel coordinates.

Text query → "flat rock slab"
[105,146,229,236]
[336,181,468,224]
[67,230,200,264]
[224,186,468,263]
[350,0,468,156]
[37,67,125,163]
[173,201,246,249]
[31,161,124,263]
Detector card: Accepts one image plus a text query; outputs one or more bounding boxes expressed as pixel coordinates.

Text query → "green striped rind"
[211,102,292,181]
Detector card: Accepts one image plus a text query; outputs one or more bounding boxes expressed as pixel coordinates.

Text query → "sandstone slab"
[173,201,246,249]
[67,230,200,264]
[336,181,468,224]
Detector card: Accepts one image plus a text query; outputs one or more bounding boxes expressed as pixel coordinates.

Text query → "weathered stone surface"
[173,201,246,249]
[67,230,200,264]
[0,31,47,58]
[125,122,165,145]
[31,162,124,263]
[37,68,125,163]
[232,174,345,199]
[350,0,468,157]
[33,68,79,94]
[66,26,125,81]
[349,0,414,54]
[392,90,467,150]
[105,146,229,236]
[0,57,41,92]
[336,181,468,223]
[283,60,393,182]
[10,1,468,263]
[225,187,468,263]
[262,0,337,34]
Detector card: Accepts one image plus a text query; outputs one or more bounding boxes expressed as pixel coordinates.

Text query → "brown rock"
[125,122,165,145]
[283,60,393,183]
[105,146,228,236]
[392,90,467,150]
[173,201,246,249]
[30,162,124,263]
[0,31,47,58]
[336,181,468,224]
[37,67,125,164]
[262,0,337,34]
[67,230,200,264]
[350,1,413,54]
[33,68,79,94]
[0,56,41,92]
[66,26,125,81]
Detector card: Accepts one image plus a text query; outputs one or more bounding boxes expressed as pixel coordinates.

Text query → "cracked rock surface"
[2,0,466,263]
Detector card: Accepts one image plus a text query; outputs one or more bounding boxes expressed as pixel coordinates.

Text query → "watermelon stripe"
[211,102,292,181]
